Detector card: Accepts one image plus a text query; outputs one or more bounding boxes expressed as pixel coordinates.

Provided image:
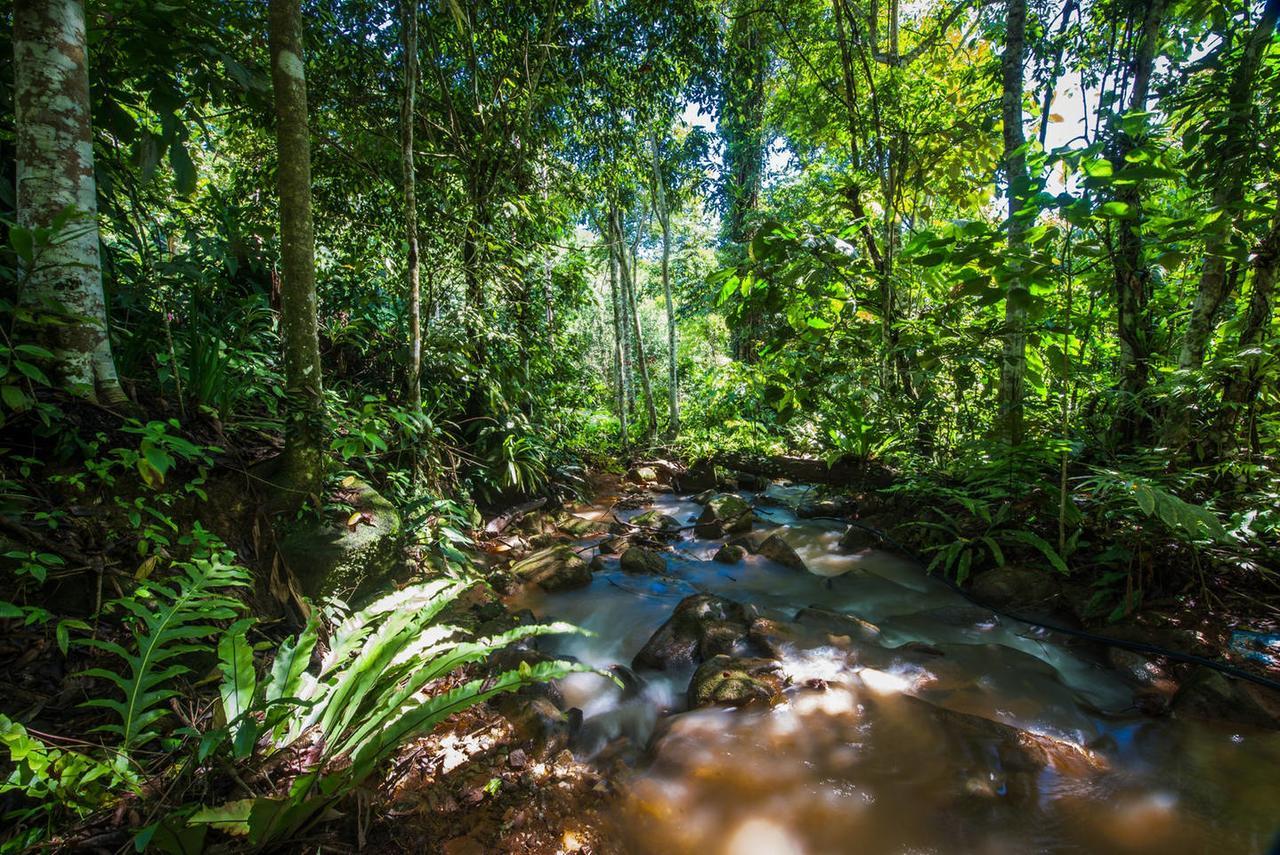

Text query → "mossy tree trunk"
[400,0,422,412]
[997,0,1030,445]
[269,0,326,501]
[14,0,128,405]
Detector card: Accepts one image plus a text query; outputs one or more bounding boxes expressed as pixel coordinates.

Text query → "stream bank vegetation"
[1,0,1278,850]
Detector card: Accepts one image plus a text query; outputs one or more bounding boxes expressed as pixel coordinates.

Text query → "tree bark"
[269,0,326,499]
[997,0,1030,444]
[14,0,127,405]
[607,224,629,451]
[614,207,657,443]
[650,133,679,437]
[1108,0,1167,445]
[1175,0,1280,373]
[400,0,422,411]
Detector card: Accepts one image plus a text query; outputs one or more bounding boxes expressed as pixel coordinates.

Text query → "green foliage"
[155,579,588,850]
[0,715,133,851]
[80,548,251,754]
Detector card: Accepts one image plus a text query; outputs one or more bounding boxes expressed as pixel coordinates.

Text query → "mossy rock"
[279,480,403,601]
[631,509,681,532]
[511,545,591,592]
[689,655,784,708]
[620,545,667,574]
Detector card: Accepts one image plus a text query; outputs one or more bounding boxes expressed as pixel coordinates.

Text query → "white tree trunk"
[15,0,127,404]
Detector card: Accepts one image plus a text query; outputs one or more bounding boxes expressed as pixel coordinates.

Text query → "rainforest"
[1,0,1279,852]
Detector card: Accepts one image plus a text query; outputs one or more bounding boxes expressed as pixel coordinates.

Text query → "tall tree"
[269,0,326,499]
[1108,0,1168,445]
[613,205,658,442]
[650,130,679,437]
[997,0,1030,444]
[722,0,769,361]
[1175,0,1280,373]
[14,0,128,405]
[400,0,422,411]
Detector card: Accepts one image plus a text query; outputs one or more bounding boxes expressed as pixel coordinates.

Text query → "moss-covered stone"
[688,655,784,707]
[511,545,591,591]
[620,545,667,574]
[279,479,403,601]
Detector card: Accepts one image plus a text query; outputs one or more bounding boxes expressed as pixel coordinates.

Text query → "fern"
[181,578,591,849]
[81,552,250,754]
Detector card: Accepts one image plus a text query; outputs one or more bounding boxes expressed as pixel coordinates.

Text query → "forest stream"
[507,485,1280,855]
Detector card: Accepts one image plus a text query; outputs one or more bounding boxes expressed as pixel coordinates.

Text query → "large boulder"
[694,493,754,538]
[632,594,756,671]
[757,531,808,572]
[620,545,667,575]
[510,545,591,592]
[689,655,784,708]
[969,565,1063,611]
[280,479,403,601]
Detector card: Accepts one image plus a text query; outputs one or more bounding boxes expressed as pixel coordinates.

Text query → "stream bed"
[509,486,1280,854]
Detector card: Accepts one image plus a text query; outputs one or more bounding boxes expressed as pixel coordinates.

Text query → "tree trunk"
[1217,211,1279,447]
[400,0,421,411]
[723,0,768,362]
[997,0,1030,444]
[650,133,679,437]
[269,0,326,499]
[14,0,127,405]
[1109,0,1167,445]
[1175,0,1280,373]
[615,208,658,443]
[607,226,629,451]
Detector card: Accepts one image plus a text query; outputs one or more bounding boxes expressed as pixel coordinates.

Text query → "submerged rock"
[620,545,667,575]
[713,543,747,564]
[632,593,756,672]
[795,606,882,644]
[796,496,857,518]
[510,545,591,592]
[757,531,808,572]
[1172,666,1280,730]
[689,655,784,707]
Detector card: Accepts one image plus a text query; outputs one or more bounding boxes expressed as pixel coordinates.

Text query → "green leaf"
[169,143,197,196]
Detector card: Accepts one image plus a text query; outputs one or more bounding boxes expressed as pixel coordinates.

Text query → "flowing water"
[510,487,1280,855]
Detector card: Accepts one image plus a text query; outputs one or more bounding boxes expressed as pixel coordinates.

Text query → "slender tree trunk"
[650,133,679,437]
[1109,0,1167,445]
[269,0,326,498]
[607,228,628,451]
[723,0,768,361]
[997,0,1030,444]
[1176,0,1280,373]
[615,208,657,442]
[14,0,127,405]
[399,0,421,411]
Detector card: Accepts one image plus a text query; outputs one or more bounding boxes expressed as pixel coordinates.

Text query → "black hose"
[752,507,1280,694]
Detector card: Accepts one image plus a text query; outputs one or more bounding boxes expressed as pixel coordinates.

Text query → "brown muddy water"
[511,487,1280,855]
